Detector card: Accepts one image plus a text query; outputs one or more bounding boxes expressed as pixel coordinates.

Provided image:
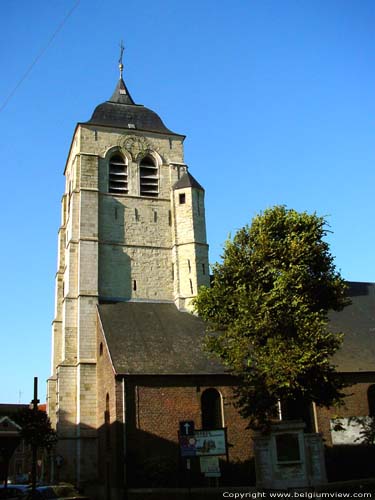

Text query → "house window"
[109,154,128,194]
[140,156,158,197]
[201,388,223,429]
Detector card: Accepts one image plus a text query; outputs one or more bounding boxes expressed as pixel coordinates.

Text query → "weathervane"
[119,40,124,79]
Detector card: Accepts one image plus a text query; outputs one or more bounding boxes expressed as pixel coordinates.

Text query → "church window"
[109,154,128,194]
[368,385,375,416]
[99,342,103,356]
[135,208,140,221]
[179,193,186,204]
[133,280,137,291]
[140,156,158,197]
[201,388,223,429]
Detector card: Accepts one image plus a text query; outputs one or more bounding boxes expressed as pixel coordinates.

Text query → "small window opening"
[188,259,191,273]
[99,343,103,356]
[201,388,222,429]
[153,210,157,223]
[179,193,186,204]
[109,154,128,194]
[168,210,172,226]
[172,263,174,280]
[189,279,193,295]
[202,263,206,275]
[94,130,98,141]
[140,156,158,197]
[135,208,139,221]
[169,138,173,150]
[114,207,118,220]
[133,280,137,291]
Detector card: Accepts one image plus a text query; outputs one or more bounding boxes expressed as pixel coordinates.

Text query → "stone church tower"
[47,59,210,485]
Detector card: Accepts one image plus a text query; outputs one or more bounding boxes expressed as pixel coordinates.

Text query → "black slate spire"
[109,41,135,105]
[109,77,135,105]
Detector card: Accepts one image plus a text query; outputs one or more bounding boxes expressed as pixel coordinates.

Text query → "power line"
[0,0,81,114]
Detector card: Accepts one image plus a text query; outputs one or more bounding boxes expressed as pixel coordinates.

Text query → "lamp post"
[30,377,39,496]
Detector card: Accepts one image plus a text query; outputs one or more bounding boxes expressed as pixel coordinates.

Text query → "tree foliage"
[14,408,57,450]
[193,206,350,430]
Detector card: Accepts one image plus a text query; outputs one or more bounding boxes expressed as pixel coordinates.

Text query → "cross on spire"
[119,40,124,79]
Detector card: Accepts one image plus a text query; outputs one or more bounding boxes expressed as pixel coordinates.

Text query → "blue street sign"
[179,420,195,436]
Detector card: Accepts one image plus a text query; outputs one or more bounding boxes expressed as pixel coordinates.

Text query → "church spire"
[109,41,135,105]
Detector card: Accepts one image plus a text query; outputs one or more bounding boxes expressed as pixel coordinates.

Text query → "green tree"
[14,408,56,450]
[194,206,350,431]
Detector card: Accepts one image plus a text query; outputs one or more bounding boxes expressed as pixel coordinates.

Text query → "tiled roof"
[173,172,204,191]
[98,302,225,375]
[98,282,375,377]
[330,282,375,372]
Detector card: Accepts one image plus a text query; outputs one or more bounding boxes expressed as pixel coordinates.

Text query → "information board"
[179,428,227,457]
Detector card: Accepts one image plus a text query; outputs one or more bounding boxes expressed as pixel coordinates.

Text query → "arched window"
[368,385,375,417]
[109,154,128,194]
[140,156,158,197]
[201,388,223,429]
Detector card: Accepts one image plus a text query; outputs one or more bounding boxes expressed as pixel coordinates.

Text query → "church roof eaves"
[80,115,185,138]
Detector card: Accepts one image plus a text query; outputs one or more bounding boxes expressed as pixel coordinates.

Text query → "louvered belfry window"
[109,154,128,194]
[140,156,158,197]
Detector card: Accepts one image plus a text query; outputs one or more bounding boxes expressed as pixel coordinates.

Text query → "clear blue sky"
[1,0,374,404]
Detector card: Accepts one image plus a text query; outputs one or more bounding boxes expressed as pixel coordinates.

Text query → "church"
[47,55,375,498]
